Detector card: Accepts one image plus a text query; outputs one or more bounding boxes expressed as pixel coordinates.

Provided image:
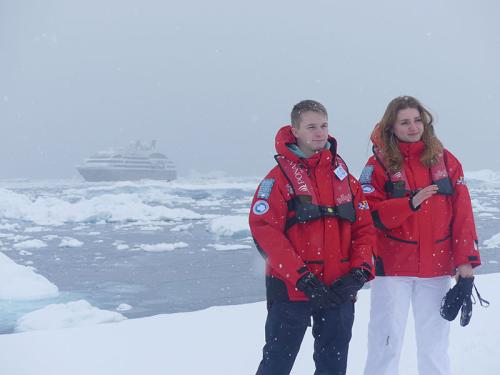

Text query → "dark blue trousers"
[256,301,354,375]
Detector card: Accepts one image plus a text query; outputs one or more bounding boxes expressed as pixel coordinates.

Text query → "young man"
[250,100,376,375]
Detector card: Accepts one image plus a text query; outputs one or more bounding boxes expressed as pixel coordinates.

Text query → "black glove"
[460,287,473,327]
[440,276,474,324]
[330,268,369,304]
[296,272,331,311]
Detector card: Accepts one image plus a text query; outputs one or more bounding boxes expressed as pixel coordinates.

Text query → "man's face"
[291,111,329,157]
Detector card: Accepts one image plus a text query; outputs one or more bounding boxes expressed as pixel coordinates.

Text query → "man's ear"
[291,125,299,138]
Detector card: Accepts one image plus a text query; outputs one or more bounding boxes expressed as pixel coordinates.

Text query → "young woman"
[361,96,481,375]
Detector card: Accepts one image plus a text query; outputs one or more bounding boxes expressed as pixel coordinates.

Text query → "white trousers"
[363,276,451,375]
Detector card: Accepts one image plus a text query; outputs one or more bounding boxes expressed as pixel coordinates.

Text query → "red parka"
[361,140,481,277]
[249,125,376,303]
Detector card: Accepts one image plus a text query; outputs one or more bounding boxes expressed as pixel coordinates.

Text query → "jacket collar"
[398,140,425,157]
[275,125,337,167]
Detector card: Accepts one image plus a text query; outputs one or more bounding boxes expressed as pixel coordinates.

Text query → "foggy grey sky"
[1,0,499,179]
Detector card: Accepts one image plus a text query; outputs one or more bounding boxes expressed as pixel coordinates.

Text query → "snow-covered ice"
[483,233,500,249]
[12,239,48,250]
[116,303,132,312]
[0,252,58,300]
[0,187,203,226]
[208,243,253,251]
[137,242,189,252]
[0,273,497,375]
[208,215,250,237]
[14,300,126,332]
[58,237,84,248]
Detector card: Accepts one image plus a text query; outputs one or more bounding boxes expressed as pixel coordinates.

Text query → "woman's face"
[393,107,424,143]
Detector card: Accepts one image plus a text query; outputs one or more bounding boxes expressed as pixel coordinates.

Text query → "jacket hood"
[275,125,337,162]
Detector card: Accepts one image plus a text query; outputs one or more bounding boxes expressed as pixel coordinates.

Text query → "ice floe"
[13,239,48,250]
[15,300,127,332]
[208,243,253,251]
[138,242,189,252]
[208,215,250,237]
[0,252,58,300]
[58,237,84,248]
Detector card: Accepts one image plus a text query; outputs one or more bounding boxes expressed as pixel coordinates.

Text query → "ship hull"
[77,167,177,182]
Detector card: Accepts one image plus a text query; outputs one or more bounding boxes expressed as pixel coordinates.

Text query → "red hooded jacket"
[360,140,481,277]
[249,125,376,303]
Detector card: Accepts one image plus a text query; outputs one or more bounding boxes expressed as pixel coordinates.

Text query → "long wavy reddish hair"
[371,96,444,173]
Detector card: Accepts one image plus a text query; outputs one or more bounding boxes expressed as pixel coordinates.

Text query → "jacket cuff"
[453,254,481,269]
[409,196,420,211]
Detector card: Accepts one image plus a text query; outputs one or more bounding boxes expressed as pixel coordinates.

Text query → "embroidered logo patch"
[334,165,348,181]
[456,176,466,185]
[252,200,270,215]
[362,184,375,193]
[358,200,370,210]
[359,165,374,184]
[257,179,275,199]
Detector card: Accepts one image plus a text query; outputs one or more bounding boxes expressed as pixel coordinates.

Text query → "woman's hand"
[456,263,474,279]
[411,185,439,208]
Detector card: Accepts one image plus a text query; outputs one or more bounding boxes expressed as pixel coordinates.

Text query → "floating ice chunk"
[42,235,59,240]
[208,243,252,251]
[0,252,58,300]
[138,242,188,252]
[232,208,251,214]
[170,223,193,232]
[72,226,89,231]
[116,303,132,311]
[139,225,163,231]
[471,199,500,213]
[5,234,31,242]
[19,250,33,256]
[208,215,250,237]
[15,300,127,332]
[87,231,101,235]
[116,244,130,250]
[58,238,84,248]
[483,233,500,249]
[24,226,46,233]
[0,222,20,231]
[13,239,48,250]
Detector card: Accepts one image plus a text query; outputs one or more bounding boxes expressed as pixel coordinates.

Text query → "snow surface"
[0,252,58,300]
[15,300,126,332]
[0,273,497,374]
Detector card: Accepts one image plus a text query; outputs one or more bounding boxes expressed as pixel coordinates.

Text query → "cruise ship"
[77,141,177,182]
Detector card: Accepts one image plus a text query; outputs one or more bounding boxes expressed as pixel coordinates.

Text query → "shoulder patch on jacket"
[359,165,374,184]
[252,200,270,215]
[358,200,370,210]
[456,176,466,185]
[257,179,275,199]
[362,184,375,194]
